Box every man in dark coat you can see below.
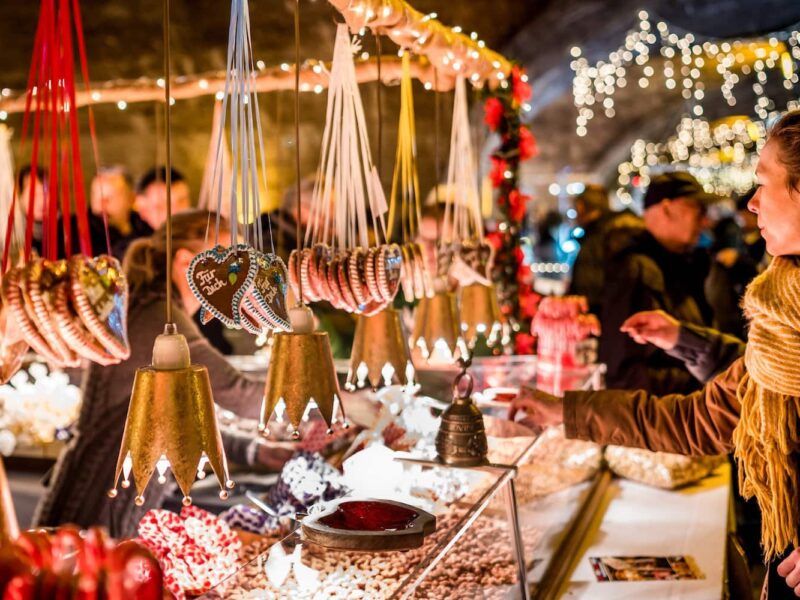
[568,184,643,316]
[599,172,718,395]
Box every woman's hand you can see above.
[620,310,681,350]
[507,386,563,432]
[777,548,800,596]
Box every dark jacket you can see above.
[32,291,265,538]
[598,230,712,395]
[568,210,643,315]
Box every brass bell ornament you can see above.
[347,306,414,391]
[109,325,234,506]
[261,304,346,438]
[435,359,488,467]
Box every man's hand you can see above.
[507,386,563,432]
[620,310,681,350]
[778,548,800,596]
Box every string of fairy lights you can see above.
[569,10,800,206]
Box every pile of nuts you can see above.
[204,509,541,599]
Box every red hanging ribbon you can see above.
[1,2,46,273]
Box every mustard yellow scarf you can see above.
[734,256,800,560]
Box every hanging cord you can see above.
[434,67,441,242]
[294,0,303,304]
[376,34,382,176]
[163,0,173,324]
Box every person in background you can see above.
[598,171,716,395]
[567,184,643,315]
[33,211,291,538]
[87,166,152,259]
[704,212,759,340]
[736,187,769,269]
[134,166,191,230]
[16,165,47,256]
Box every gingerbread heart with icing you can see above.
[68,254,131,360]
[187,244,256,329]
[247,252,290,332]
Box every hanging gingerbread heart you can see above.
[348,248,369,307]
[68,254,131,360]
[2,265,64,363]
[247,252,290,332]
[25,259,80,367]
[187,244,256,329]
[52,279,118,366]
[0,284,29,384]
[377,244,403,303]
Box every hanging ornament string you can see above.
[289,25,400,315]
[187,0,289,335]
[2,0,101,271]
[441,75,493,288]
[164,0,173,325]
[387,50,431,302]
[0,0,131,372]
[376,33,382,176]
[293,0,303,304]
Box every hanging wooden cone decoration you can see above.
[460,282,502,348]
[347,306,414,391]
[410,289,466,366]
[261,304,344,438]
[109,326,233,506]
[110,0,233,507]
[0,456,19,543]
[260,5,345,440]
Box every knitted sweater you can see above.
[32,291,265,538]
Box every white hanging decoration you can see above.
[186,0,291,335]
[441,77,502,348]
[440,76,493,287]
[198,100,233,219]
[287,24,403,315]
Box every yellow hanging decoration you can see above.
[389,51,432,302]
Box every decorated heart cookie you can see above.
[377,244,403,303]
[2,265,63,363]
[0,285,29,384]
[247,252,290,332]
[52,280,118,366]
[187,244,256,329]
[69,254,131,360]
[348,248,368,306]
[26,259,79,367]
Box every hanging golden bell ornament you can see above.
[435,359,488,467]
[347,306,414,391]
[459,283,502,349]
[0,456,19,543]
[410,287,466,366]
[109,325,233,506]
[261,304,346,439]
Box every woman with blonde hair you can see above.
[33,210,288,538]
[510,110,800,598]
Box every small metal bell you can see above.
[435,358,488,467]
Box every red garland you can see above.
[482,65,538,354]
[483,97,504,131]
